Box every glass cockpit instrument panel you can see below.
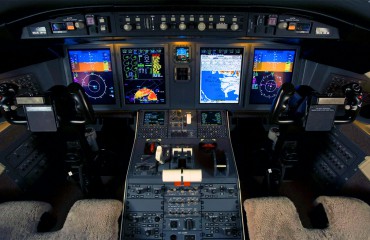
[249,49,296,104]
[200,48,243,104]
[121,47,166,104]
[68,49,116,105]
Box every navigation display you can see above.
[121,48,166,104]
[200,48,243,104]
[249,49,296,104]
[68,49,116,105]
[201,111,222,125]
[143,111,165,125]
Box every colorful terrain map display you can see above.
[200,48,243,104]
[121,48,165,104]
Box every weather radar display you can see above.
[249,49,296,104]
[68,49,116,105]
[121,48,166,104]
[200,48,243,104]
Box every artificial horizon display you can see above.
[249,49,296,104]
[68,49,116,105]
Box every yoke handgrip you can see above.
[67,83,95,124]
[270,82,296,124]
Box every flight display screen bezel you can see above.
[120,47,166,105]
[65,45,120,110]
[199,47,244,104]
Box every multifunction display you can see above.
[200,48,243,104]
[201,111,222,125]
[121,48,166,104]
[68,49,116,105]
[249,49,296,104]
[143,111,165,125]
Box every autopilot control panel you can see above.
[121,110,244,240]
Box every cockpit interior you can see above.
[0,1,369,239]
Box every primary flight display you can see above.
[68,49,116,105]
[249,49,296,104]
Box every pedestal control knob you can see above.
[230,23,239,31]
[198,22,206,31]
[179,22,187,30]
[160,22,168,30]
[123,23,133,31]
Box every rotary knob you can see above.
[123,23,133,31]
[277,22,288,29]
[75,22,85,29]
[230,23,239,31]
[160,22,168,30]
[198,22,206,31]
[179,22,187,30]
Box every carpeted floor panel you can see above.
[31,199,122,240]
[244,196,370,240]
[244,197,325,240]
[0,201,52,239]
[315,196,370,240]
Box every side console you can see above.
[312,126,367,191]
[121,110,244,240]
[0,125,50,191]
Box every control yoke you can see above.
[0,82,95,130]
[67,83,95,125]
[270,82,296,124]
[0,83,27,124]
[270,82,363,130]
